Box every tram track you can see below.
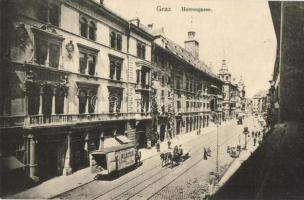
[53,122,236,200]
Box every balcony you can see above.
[0,112,153,128]
[0,113,132,128]
[135,83,151,92]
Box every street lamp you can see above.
[210,85,222,177]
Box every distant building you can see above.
[252,90,268,114]
[218,59,239,120]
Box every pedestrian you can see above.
[156,140,160,152]
[167,140,171,149]
[253,137,257,146]
[204,147,208,160]
[251,131,254,138]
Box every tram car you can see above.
[90,136,141,178]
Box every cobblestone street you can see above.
[53,117,259,200]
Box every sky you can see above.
[105,0,277,98]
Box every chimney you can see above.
[147,24,153,30]
[130,18,140,27]
[184,31,199,58]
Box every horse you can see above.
[160,152,172,167]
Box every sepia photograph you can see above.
[0,0,304,199]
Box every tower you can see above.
[184,31,199,58]
[218,59,231,83]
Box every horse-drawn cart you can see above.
[160,145,189,167]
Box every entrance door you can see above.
[37,140,58,181]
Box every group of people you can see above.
[251,130,263,146]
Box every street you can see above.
[54,117,258,200]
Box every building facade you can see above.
[151,31,224,142]
[252,90,267,115]
[0,0,154,184]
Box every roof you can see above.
[155,36,223,83]
[92,143,134,154]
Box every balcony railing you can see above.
[0,112,152,128]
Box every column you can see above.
[84,132,90,166]
[138,70,141,85]
[45,45,49,67]
[85,93,90,114]
[52,88,56,115]
[64,93,68,114]
[24,89,30,125]
[28,134,39,182]
[63,131,72,175]
[38,87,43,115]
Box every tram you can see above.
[90,136,141,178]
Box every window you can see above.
[161,90,164,98]
[35,37,61,68]
[109,56,123,80]
[78,44,98,76]
[79,53,96,75]
[55,88,65,114]
[89,21,96,40]
[78,90,87,114]
[110,30,122,50]
[176,79,181,90]
[37,0,60,26]
[162,76,165,87]
[137,41,146,59]
[80,16,96,41]
[177,101,181,111]
[80,17,88,38]
[108,88,123,113]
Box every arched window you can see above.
[89,21,96,41]
[80,17,88,38]
[28,83,40,115]
[55,88,65,114]
[42,86,53,115]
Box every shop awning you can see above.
[1,156,25,171]
[104,137,121,148]
[116,135,132,144]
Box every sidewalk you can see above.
[6,123,221,199]
[213,135,260,194]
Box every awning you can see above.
[104,137,121,148]
[1,156,25,171]
[116,135,131,144]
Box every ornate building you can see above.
[0,0,154,187]
[218,59,239,120]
